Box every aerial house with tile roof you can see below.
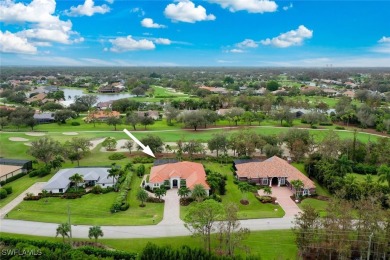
[235,156,316,196]
[146,161,210,195]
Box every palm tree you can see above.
[88,225,104,244]
[56,223,70,243]
[335,155,353,177]
[154,187,166,199]
[191,184,207,202]
[378,164,390,187]
[178,186,191,198]
[108,163,122,191]
[238,182,252,201]
[69,173,84,192]
[124,162,134,172]
[263,186,272,196]
[136,189,149,207]
[290,179,304,200]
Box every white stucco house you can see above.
[43,168,116,193]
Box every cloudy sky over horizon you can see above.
[0,0,389,67]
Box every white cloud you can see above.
[260,25,313,48]
[0,31,37,54]
[141,18,166,28]
[0,0,58,23]
[109,35,155,52]
[228,48,245,53]
[164,1,216,23]
[130,7,145,16]
[0,0,82,47]
[236,39,258,48]
[154,38,171,45]
[207,0,277,13]
[378,36,390,43]
[105,0,114,3]
[65,0,110,17]
[283,3,293,11]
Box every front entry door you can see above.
[173,179,178,188]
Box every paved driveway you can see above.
[158,188,182,226]
[258,186,301,217]
[0,182,46,219]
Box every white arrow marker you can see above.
[123,129,155,158]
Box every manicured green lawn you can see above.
[7,170,164,226]
[181,162,285,220]
[151,85,189,98]
[347,173,383,184]
[0,229,297,259]
[0,173,54,209]
[299,198,329,217]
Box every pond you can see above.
[46,87,136,104]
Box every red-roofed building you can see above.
[235,156,316,196]
[147,161,210,194]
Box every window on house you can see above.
[59,189,63,193]
[280,178,285,185]
[262,178,268,185]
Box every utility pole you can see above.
[68,203,72,245]
[367,232,373,260]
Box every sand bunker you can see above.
[90,138,105,150]
[62,132,79,135]
[25,132,46,136]
[100,139,131,152]
[9,137,29,142]
[24,142,33,146]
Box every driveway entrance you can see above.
[258,186,301,217]
[158,189,182,225]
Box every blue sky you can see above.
[1,0,389,67]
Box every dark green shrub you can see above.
[91,185,103,194]
[71,121,80,126]
[4,186,12,194]
[120,202,129,211]
[132,156,154,164]
[335,126,345,130]
[209,194,222,202]
[256,195,273,203]
[3,172,25,184]
[29,170,39,177]
[108,153,126,160]
[0,188,8,199]
[311,125,318,129]
[319,122,333,126]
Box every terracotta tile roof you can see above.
[235,156,315,189]
[150,161,210,190]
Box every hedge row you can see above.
[110,172,133,213]
[0,236,137,260]
[0,172,26,186]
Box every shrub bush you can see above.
[108,153,126,160]
[71,121,80,126]
[111,173,133,213]
[207,194,222,202]
[335,126,345,130]
[146,197,164,203]
[29,170,39,177]
[0,188,8,199]
[256,195,273,203]
[4,186,12,194]
[311,125,318,129]
[2,172,25,184]
[353,163,377,175]
[319,122,333,126]
[132,156,154,164]
[120,202,130,211]
[91,185,103,194]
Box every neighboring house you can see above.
[84,110,120,122]
[26,93,54,104]
[234,156,316,196]
[0,158,32,182]
[322,88,338,97]
[96,100,114,110]
[135,110,160,120]
[199,86,229,94]
[146,161,210,195]
[43,168,115,193]
[343,90,355,98]
[34,112,56,123]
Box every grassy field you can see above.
[181,162,285,220]
[0,173,54,209]
[7,169,164,226]
[0,229,298,259]
[0,126,383,159]
[151,85,189,98]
